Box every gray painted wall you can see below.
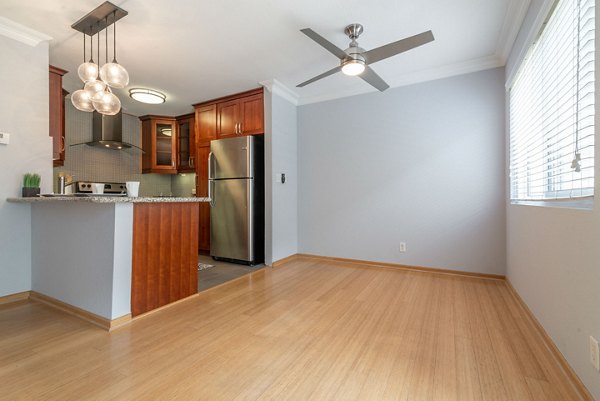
[506,1,600,399]
[31,202,133,319]
[271,90,298,263]
[263,85,299,264]
[298,68,506,275]
[0,35,52,296]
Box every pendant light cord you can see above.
[89,26,94,62]
[82,32,86,62]
[113,11,117,62]
[97,23,100,68]
[105,16,108,65]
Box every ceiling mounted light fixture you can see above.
[341,58,366,76]
[129,88,167,104]
[70,2,129,115]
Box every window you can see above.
[509,0,595,202]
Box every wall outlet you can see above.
[399,242,406,253]
[0,132,10,145]
[590,336,600,371]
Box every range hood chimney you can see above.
[85,111,139,150]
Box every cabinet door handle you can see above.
[239,123,242,134]
[235,122,239,134]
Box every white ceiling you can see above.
[1,0,529,116]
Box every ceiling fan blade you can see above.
[300,28,347,60]
[360,66,390,92]
[363,30,434,64]
[297,66,342,88]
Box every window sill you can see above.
[510,197,594,211]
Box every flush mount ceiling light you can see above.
[70,2,129,115]
[129,88,166,104]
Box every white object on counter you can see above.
[92,183,105,194]
[126,181,140,197]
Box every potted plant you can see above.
[22,173,41,197]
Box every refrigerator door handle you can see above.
[208,152,215,207]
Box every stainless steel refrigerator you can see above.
[208,136,264,265]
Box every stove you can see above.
[75,181,127,194]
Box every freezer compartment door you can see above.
[210,136,253,179]
[210,178,253,262]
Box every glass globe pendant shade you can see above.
[99,62,129,88]
[92,87,121,115]
[77,61,99,83]
[84,79,107,102]
[71,89,94,112]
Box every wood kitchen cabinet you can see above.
[196,145,211,252]
[217,91,264,137]
[49,65,68,167]
[193,87,264,142]
[176,113,196,172]
[140,115,177,174]
[195,104,217,146]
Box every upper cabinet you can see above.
[49,65,68,167]
[176,113,196,172]
[239,93,264,135]
[194,88,264,144]
[140,115,177,174]
[196,104,217,146]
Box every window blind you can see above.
[509,0,595,201]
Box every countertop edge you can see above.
[7,196,210,204]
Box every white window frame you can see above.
[508,0,595,208]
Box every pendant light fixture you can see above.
[71,2,129,115]
[100,11,129,88]
[77,33,98,83]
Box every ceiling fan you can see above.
[297,24,434,92]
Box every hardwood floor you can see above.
[0,259,586,401]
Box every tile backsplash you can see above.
[54,102,195,197]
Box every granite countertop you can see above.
[7,195,210,204]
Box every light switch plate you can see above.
[0,132,10,145]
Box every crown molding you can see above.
[260,79,299,105]
[0,16,51,47]
[297,54,503,106]
[495,0,531,62]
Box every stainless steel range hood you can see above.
[71,111,142,151]
[88,111,137,150]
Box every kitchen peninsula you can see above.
[8,196,208,329]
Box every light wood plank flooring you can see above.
[0,259,584,400]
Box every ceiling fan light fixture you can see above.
[341,58,366,76]
[129,88,166,104]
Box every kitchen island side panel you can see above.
[31,202,117,319]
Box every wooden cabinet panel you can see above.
[132,203,199,316]
[196,104,217,146]
[176,114,195,172]
[240,93,264,135]
[217,99,240,138]
[196,145,211,252]
[194,88,264,144]
[49,66,67,167]
[140,116,177,174]
[198,203,210,252]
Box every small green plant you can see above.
[23,173,41,188]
